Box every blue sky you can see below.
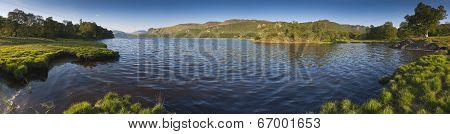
[0,0,448,32]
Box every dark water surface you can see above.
[0,38,430,113]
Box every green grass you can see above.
[320,55,449,114]
[420,36,450,51]
[0,37,119,80]
[417,36,450,47]
[64,92,165,114]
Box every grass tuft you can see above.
[64,92,165,114]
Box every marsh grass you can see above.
[64,92,165,114]
[320,55,449,114]
[0,37,119,80]
[0,96,13,113]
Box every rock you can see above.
[426,43,439,51]
[390,39,413,49]
[379,75,391,85]
[391,39,446,52]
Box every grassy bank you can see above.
[414,36,450,47]
[64,92,165,114]
[0,37,119,80]
[320,55,449,114]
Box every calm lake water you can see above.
[0,38,430,114]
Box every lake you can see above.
[0,38,430,114]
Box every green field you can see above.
[0,37,119,80]
[320,55,450,114]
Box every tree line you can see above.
[366,2,447,40]
[256,20,366,42]
[256,2,447,42]
[0,9,114,40]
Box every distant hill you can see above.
[131,30,148,35]
[112,30,130,38]
[147,19,273,38]
[113,30,151,38]
[143,19,368,40]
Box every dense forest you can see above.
[0,9,114,40]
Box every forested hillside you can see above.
[255,20,367,43]
[141,19,368,41]
[146,19,272,38]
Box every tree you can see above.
[397,22,414,39]
[404,2,447,37]
[381,22,397,40]
[79,22,97,40]
[5,9,25,37]
[366,22,397,40]
[44,17,58,38]
[63,20,75,38]
[0,16,4,36]
[430,23,450,36]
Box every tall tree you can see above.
[404,2,447,37]
[0,16,4,36]
[5,9,26,37]
[366,22,397,40]
[44,17,58,38]
[397,22,414,39]
[63,20,75,38]
[79,22,97,40]
[381,22,397,40]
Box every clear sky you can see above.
[0,0,448,33]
